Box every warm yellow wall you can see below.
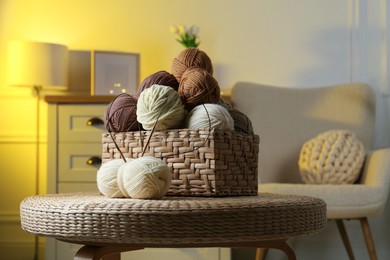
[1,0,354,90]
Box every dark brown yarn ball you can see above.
[218,97,254,134]
[218,97,253,134]
[229,108,254,134]
[171,48,213,82]
[178,67,220,110]
[135,70,179,99]
[104,93,139,132]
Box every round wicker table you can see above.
[20,192,326,260]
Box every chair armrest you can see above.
[361,148,390,193]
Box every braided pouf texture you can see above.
[299,129,365,184]
[20,192,326,247]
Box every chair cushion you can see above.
[298,130,365,184]
[259,183,383,219]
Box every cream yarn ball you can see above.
[117,156,172,199]
[185,103,235,130]
[97,159,130,198]
[137,84,185,130]
[299,130,365,184]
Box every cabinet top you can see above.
[45,95,115,104]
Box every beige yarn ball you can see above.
[299,130,365,184]
[137,84,185,130]
[185,103,235,130]
[97,159,130,198]
[117,156,172,199]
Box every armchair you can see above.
[230,82,390,260]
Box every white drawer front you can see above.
[58,183,99,193]
[58,104,107,142]
[58,143,102,182]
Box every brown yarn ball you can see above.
[178,67,220,110]
[171,48,213,82]
[135,70,179,99]
[104,93,139,132]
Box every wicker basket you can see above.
[102,128,260,196]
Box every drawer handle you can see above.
[86,156,102,166]
[86,117,104,126]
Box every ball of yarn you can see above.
[137,84,185,130]
[218,98,254,134]
[299,130,365,184]
[117,156,172,199]
[97,159,129,198]
[135,70,179,99]
[185,103,235,130]
[179,67,220,110]
[104,93,139,132]
[172,48,213,82]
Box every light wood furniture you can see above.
[20,192,327,260]
[46,95,114,195]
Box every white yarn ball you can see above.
[137,84,185,130]
[185,103,235,130]
[97,159,131,198]
[117,156,172,199]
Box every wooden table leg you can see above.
[74,245,144,260]
[255,248,268,260]
[276,241,296,260]
[255,241,296,260]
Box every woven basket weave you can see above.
[20,192,327,246]
[102,128,260,196]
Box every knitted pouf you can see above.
[298,130,365,184]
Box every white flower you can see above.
[169,24,200,48]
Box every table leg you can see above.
[74,245,144,260]
[255,248,268,260]
[255,241,296,260]
[276,241,296,260]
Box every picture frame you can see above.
[91,51,140,96]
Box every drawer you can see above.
[58,143,102,182]
[58,183,99,193]
[58,104,107,142]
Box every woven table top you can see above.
[20,192,326,247]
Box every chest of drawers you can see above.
[46,97,111,194]
[45,97,109,260]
